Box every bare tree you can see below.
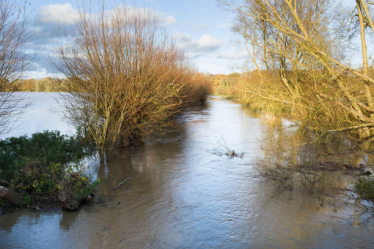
[220,0,374,139]
[55,3,195,161]
[0,0,31,135]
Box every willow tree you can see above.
[0,0,30,135]
[220,0,374,139]
[55,4,194,161]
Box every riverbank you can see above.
[213,91,374,202]
[0,131,99,212]
[0,87,214,214]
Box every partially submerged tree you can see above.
[0,0,30,135]
[220,0,374,139]
[55,3,195,161]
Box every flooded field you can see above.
[0,94,373,248]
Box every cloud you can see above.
[28,4,178,76]
[164,15,177,26]
[173,33,192,43]
[193,24,207,30]
[38,4,79,25]
[30,4,80,46]
[36,4,175,27]
[173,33,222,56]
[216,49,250,60]
[199,35,221,50]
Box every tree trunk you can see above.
[356,0,373,109]
[0,186,24,206]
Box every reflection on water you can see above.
[257,113,374,194]
[0,92,73,139]
[261,114,374,168]
[1,95,374,248]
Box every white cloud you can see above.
[173,33,192,42]
[173,33,222,56]
[164,15,177,26]
[38,4,79,25]
[37,4,174,26]
[198,35,221,49]
[31,4,178,76]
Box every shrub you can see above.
[55,3,210,161]
[354,177,374,200]
[0,131,97,204]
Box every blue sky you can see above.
[22,0,249,79]
[20,0,369,78]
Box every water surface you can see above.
[0,95,373,249]
[0,92,73,139]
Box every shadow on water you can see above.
[1,96,374,248]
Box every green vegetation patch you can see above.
[355,177,374,201]
[0,131,99,208]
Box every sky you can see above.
[20,0,250,79]
[17,0,370,79]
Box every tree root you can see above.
[0,186,24,206]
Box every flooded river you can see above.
[1,94,374,248]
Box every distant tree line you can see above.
[10,78,69,92]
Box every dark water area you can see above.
[1,95,374,248]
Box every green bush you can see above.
[354,177,374,200]
[0,131,97,202]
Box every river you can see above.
[0,93,373,248]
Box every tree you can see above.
[0,0,30,135]
[55,3,194,161]
[220,0,374,139]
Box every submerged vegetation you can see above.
[215,0,374,200]
[0,1,212,211]
[2,0,374,216]
[218,0,374,138]
[251,118,374,203]
[54,3,212,161]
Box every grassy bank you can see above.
[214,74,374,202]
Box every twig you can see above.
[113,177,131,191]
[353,201,369,217]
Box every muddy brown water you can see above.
[1,95,374,248]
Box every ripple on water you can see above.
[1,95,374,248]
